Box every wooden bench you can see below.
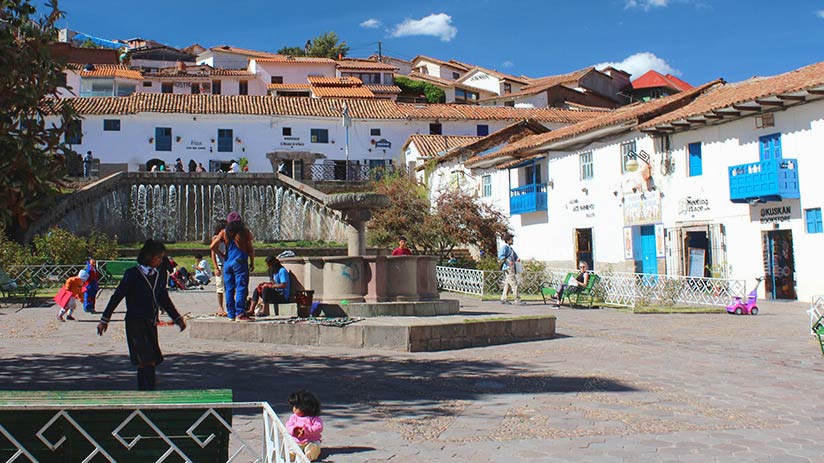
[101,260,138,288]
[540,272,574,304]
[0,389,232,462]
[0,267,39,308]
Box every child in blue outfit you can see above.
[97,240,186,390]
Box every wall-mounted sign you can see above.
[623,227,633,259]
[375,139,392,148]
[281,136,304,147]
[624,192,661,226]
[655,223,665,258]
[677,196,711,216]
[186,140,206,151]
[749,199,801,225]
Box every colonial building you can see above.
[50,94,599,176]
[437,60,824,301]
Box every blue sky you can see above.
[59,0,824,85]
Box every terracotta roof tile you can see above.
[143,65,253,79]
[365,84,402,94]
[51,94,604,123]
[639,61,824,130]
[632,70,693,91]
[312,86,375,98]
[253,56,336,64]
[76,65,143,80]
[308,76,363,86]
[480,68,593,101]
[209,46,281,59]
[412,55,470,71]
[267,83,312,90]
[404,135,483,158]
[458,66,530,86]
[480,79,723,163]
[336,58,398,71]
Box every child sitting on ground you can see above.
[193,253,211,286]
[55,270,89,321]
[286,389,323,462]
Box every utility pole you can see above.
[377,41,382,62]
[341,103,351,180]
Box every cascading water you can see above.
[119,179,345,243]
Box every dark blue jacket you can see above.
[100,266,182,324]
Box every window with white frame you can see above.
[580,151,593,180]
[482,175,492,197]
[620,141,637,173]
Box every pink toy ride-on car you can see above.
[726,277,763,315]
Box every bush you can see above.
[394,76,446,103]
[477,255,502,272]
[26,227,119,265]
[522,258,547,273]
[0,228,31,266]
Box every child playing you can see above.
[55,269,89,321]
[286,389,323,462]
[83,258,101,313]
[97,240,187,391]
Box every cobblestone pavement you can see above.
[1,281,823,462]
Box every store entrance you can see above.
[575,228,593,270]
[763,230,796,300]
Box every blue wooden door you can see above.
[759,133,782,161]
[640,225,658,274]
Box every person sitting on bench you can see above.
[554,261,589,307]
[251,256,291,316]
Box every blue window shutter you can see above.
[477,124,489,136]
[688,143,702,177]
[218,129,233,152]
[759,133,781,161]
[155,127,171,151]
[806,208,822,234]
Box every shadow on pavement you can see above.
[0,352,639,420]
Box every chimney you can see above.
[176,61,186,71]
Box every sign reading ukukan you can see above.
[749,199,801,225]
[623,192,662,226]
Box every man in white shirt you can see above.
[229,160,240,173]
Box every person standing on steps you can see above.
[498,234,523,305]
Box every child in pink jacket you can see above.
[286,389,323,461]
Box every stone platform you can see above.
[273,300,460,318]
[188,313,556,352]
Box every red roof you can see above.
[632,70,692,92]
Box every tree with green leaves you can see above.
[1,0,78,242]
[394,76,446,104]
[277,32,350,59]
[367,172,509,262]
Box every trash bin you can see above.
[295,290,314,318]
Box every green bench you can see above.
[540,273,600,308]
[0,266,39,308]
[0,389,232,462]
[101,260,138,288]
[814,314,824,355]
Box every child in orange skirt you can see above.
[55,270,89,321]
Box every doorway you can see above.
[762,230,796,300]
[636,225,658,274]
[684,231,710,277]
[209,160,233,173]
[575,228,593,270]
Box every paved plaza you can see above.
[1,282,823,462]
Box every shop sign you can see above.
[568,199,595,218]
[375,139,392,148]
[186,140,206,151]
[623,192,661,226]
[281,136,304,147]
[750,200,800,224]
[677,196,711,216]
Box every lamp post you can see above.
[341,102,351,180]
[625,150,650,172]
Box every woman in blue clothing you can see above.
[210,212,255,321]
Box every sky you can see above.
[58,0,824,86]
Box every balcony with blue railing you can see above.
[728,159,800,203]
[509,183,548,215]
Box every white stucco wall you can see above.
[461,70,502,95]
[252,61,336,85]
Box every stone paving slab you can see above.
[1,279,823,462]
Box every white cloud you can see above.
[390,13,458,42]
[816,10,824,18]
[625,0,669,10]
[502,60,514,68]
[360,18,381,28]
[595,52,679,78]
